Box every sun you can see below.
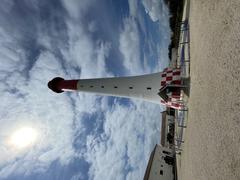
[10,127,38,148]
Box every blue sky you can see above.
[0,0,170,179]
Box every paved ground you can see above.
[179,0,240,180]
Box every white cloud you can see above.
[62,22,112,79]
[128,0,138,17]
[3,42,73,179]
[119,18,143,75]
[85,100,162,180]
[61,0,96,19]
[0,2,111,177]
[141,0,169,25]
[126,0,170,74]
[88,21,97,33]
[71,172,84,180]
[0,0,169,179]
[126,0,167,24]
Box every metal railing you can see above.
[174,18,190,154]
[177,19,190,78]
[174,107,188,154]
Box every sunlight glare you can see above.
[10,127,38,148]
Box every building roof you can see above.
[143,144,158,180]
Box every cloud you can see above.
[0,0,170,179]
[0,0,110,178]
[126,0,170,74]
[0,52,76,177]
[119,18,143,75]
[128,0,138,17]
[85,100,163,180]
[141,0,169,24]
[61,0,96,19]
[71,173,84,180]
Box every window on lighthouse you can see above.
[147,87,152,90]
[160,170,163,175]
[114,86,118,88]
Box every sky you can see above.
[0,0,170,180]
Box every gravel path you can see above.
[180,1,240,180]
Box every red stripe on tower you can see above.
[173,71,181,76]
[161,81,166,86]
[166,76,172,81]
[172,80,181,85]
[58,80,78,91]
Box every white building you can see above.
[143,109,176,180]
[143,144,175,180]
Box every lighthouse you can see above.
[48,67,184,109]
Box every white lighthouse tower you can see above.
[48,67,184,109]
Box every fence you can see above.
[174,18,190,154]
[177,19,190,78]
